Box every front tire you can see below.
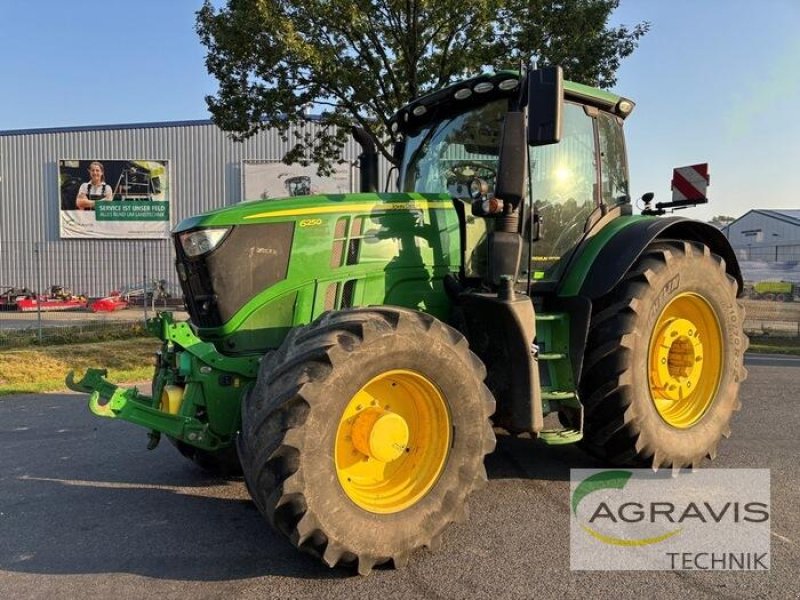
[579,241,747,468]
[238,307,495,574]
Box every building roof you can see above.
[0,114,325,137]
[727,209,800,229]
[752,209,800,227]
[768,209,800,224]
[0,119,216,137]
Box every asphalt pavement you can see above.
[0,363,798,599]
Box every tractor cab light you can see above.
[616,98,635,117]
[498,78,519,91]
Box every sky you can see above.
[1,0,798,221]
[609,0,800,220]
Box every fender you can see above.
[558,215,743,300]
[550,215,743,384]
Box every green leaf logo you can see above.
[572,470,681,546]
[572,470,632,515]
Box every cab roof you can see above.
[390,71,631,137]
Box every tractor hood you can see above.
[173,192,455,232]
[172,192,461,333]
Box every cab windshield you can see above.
[399,99,507,198]
[399,97,606,283]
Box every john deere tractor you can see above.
[68,67,747,574]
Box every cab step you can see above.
[539,428,583,445]
[541,390,577,402]
[538,352,567,361]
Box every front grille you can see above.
[341,279,356,308]
[175,222,295,327]
[346,239,361,265]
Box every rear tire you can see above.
[579,241,747,468]
[238,307,495,574]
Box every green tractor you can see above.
[68,67,747,574]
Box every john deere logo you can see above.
[572,470,682,546]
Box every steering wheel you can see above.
[446,162,498,200]
[447,161,497,182]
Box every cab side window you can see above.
[527,102,598,281]
[598,111,630,206]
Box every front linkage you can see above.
[66,312,260,452]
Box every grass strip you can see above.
[0,337,159,397]
[0,320,149,349]
[746,335,800,356]
[1,333,797,398]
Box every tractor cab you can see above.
[387,67,741,441]
[391,68,634,291]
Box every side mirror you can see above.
[527,66,563,147]
[494,111,527,209]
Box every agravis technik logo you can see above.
[570,469,770,571]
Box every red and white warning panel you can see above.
[672,163,709,202]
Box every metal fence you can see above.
[738,254,800,338]
[0,240,184,348]
[0,239,178,298]
[737,243,800,263]
[742,299,800,337]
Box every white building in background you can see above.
[722,209,800,263]
[721,209,800,284]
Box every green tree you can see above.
[197,0,649,175]
[709,215,736,227]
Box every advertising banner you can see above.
[242,160,352,202]
[59,159,170,239]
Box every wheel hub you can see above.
[651,317,704,401]
[647,293,723,429]
[334,369,451,514]
[351,408,410,463]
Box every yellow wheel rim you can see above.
[648,292,723,429]
[335,369,451,514]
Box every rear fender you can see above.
[552,216,743,383]
[559,216,743,300]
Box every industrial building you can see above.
[0,119,377,298]
[721,209,800,287]
[723,209,800,263]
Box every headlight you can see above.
[179,227,231,257]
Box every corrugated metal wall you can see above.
[724,210,800,263]
[726,211,800,246]
[0,120,390,297]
